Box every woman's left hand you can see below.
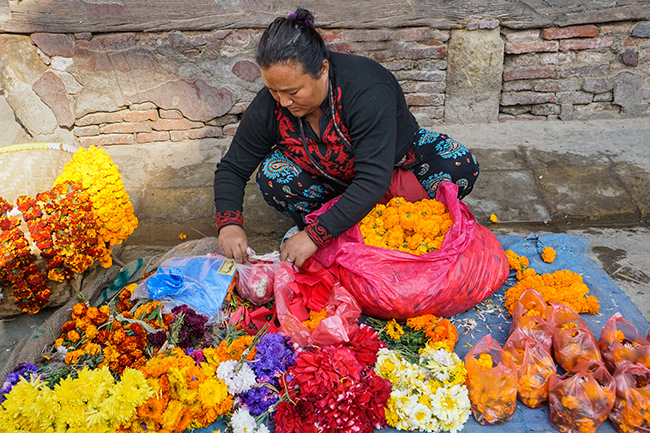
[280,230,318,268]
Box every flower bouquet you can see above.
[548,359,615,433]
[370,314,470,433]
[550,302,602,371]
[609,362,650,433]
[599,312,650,373]
[465,334,518,425]
[503,327,557,409]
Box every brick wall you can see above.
[501,22,650,120]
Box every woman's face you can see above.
[261,59,329,119]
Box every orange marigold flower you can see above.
[541,247,556,263]
[505,249,529,272]
[71,302,87,318]
[302,308,327,331]
[67,329,82,343]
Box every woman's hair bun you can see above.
[288,8,315,26]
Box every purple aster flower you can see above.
[0,363,39,403]
[241,385,279,416]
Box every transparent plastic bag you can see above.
[599,312,650,373]
[465,334,518,425]
[235,250,280,306]
[509,288,553,348]
[133,255,237,318]
[548,360,615,433]
[609,362,650,433]
[309,182,509,320]
[550,302,602,372]
[503,327,557,409]
[273,261,361,347]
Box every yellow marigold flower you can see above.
[489,213,498,223]
[359,196,452,255]
[541,247,556,263]
[386,319,405,340]
[475,353,494,371]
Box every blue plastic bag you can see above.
[141,255,237,318]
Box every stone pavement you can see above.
[2,89,650,371]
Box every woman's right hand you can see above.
[217,225,249,263]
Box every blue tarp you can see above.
[192,233,650,433]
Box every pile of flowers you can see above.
[0,145,137,314]
[503,250,600,315]
[358,196,453,254]
[2,216,648,433]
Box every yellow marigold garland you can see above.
[55,146,138,253]
[359,196,452,255]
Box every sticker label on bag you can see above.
[217,258,237,275]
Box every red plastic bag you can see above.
[599,312,650,373]
[509,288,554,348]
[550,302,602,372]
[273,261,361,347]
[548,360,615,433]
[503,327,557,409]
[309,182,509,320]
[609,362,650,433]
[235,250,280,306]
[465,334,519,425]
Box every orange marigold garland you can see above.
[358,196,453,255]
[503,250,599,316]
[0,197,51,314]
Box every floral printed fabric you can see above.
[256,128,479,246]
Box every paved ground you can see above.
[1,89,650,373]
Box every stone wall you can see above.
[0,20,649,246]
[501,22,650,120]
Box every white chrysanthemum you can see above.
[230,407,257,433]
[431,383,471,433]
[216,360,257,395]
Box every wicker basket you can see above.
[0,143,81,318]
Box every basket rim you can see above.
[0,142,78,155]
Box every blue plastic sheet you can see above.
[190,233,650,433]
[143,255,237,318]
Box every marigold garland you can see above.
[0,146,137,313]
[504,267,600,315]
[359,196,453,255]
[55,145,138,251]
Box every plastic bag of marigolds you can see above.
[599,312,650,373]
[307,182,509,320]
[609,362,650,432]
[550,302,603,371]
[503,326,557,409]
[465,334,519,425]
[548,359,615,433]
[509,288,554,348]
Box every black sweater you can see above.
[214,51,419,246]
